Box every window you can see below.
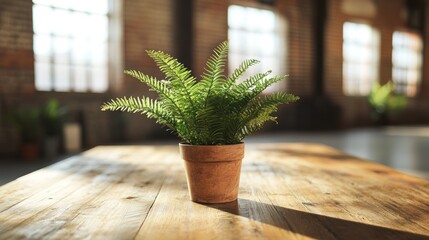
[228,5,287,93]
[392,31,423,97]
[343,22,380,96]
[33,0,109,92]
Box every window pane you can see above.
[259,10,275,32]
[89,15,108,41]
[228,5,246,29]
[246,32,260,55]
[72,66,88,92]
[71,38,90,66]
[52,9,73,37]
[90,42,107,67]
[53,37,70,64]
[246,8,260,31]
[53,64,70,91]
[69,12,89,38]
[90,68,108,92]
[33,5,53,34]
[35,62,51,91]
[260,33,275,56]
[34,35,51,62]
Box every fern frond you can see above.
[146,50,197,109]
[233,70,273,95]
[254,75,289,95]
[198,41,229,107]
[232,92,298,140]
[226,59,260,88]
[124,70,170,94]
[238,124,264,141]
[235,75,288,110]
[101,96,177,132]
[125,69,190,121]
[242,92,299,125]
[194,105,225,145]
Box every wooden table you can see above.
[0,144,428,240]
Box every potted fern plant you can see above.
[102,41,299,203]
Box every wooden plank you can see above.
[0,143,428,240]
[0,146,176,239]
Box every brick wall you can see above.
[280,0,316,96]
[0,0,34,154]
[0,0,34,97]
[193,0,228,77]
[120,0,176,142]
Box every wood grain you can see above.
[0,143,428,240]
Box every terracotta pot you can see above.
[20,142,39,161]
[179,143,244,203]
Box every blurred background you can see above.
[0,0,428,184]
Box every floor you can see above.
[246,127,429,179]
[0,126,428,186]
[0,154,73,186]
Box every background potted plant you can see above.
[368,81,407,125]
[12,107,41,160]
[40,99,66,158]
[102,41,299,203]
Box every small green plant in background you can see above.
[10,99,66,142]
[40,99,67,136]
[12,107,40,143]
[101,41,299,145]
[368,81,407,113]
[368,81,407,124]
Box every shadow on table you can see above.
[204,198,429,240]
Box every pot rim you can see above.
[179,142,244,162]
[179,142,244,147]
